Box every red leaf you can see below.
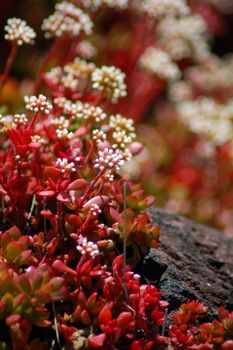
[88,334,106,348]
[68,179,88,191]
[97,306,112,325]
[44,166,61,182]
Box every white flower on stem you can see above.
[76,235,100,258]
[92,65,127,103]
[14,114,28,126]
[56,128,73,140]
[4,18,36,46]
[94,147,125,171]
[24,94,52,114]
[139,47,181,81]
[89,204,102,217]
[56,158,76,174]
[138,0,190,19]
[93,129,107,143]
[42,2,93,38]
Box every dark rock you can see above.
[136,208,233,318]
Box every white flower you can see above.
[94,148,125,171]
[76,235,100,258]
[137,0,190,19]
[14,114,28,126]
[93,129,107,143]
[139,47,181,81]
[24,94,52,114]
[42,2,93,38]
[92,65,127,103]
[56,158,76,173]
[56,128,73,140]
[89,204,101,217]
[4,18,36,46]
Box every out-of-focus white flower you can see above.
[56,158,76,173]
[136,0,190,19]
[24,95,52,114]
[4,18,36,46]
[42,1,93,38]
[139,47,181,81]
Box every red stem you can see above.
[34,37,64,94]
[0,43,18,91]
[81,168,106,206]
[29,111,39,130]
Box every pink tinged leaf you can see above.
[88,334,106,348]
[52,260,77,276]
[83,196,109,208]
[57,192,70,203]
[68,179,88,191]
[109,208,122,222]
[38,190,56,197]
[6,314,21,326]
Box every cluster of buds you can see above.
[42,1,93,38]
[94,148,125,172]
[25,94,52,114]
[158,15,209,62]
[89,204,102,217]
[4,18,36,46]
[81,0,129,11]
[139,47,181,81]
[93,129,107,144]
[56,158,76,174]
[14,114,28,126]
[91,65,127,103]
[76,235,100,258]
[177,97,233,145]
[137,0,190,19]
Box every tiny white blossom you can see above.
[14,114,28,126]
[94,148,125,171]
[56,158,76,174]
[76,235,100,258]
[89,204,102,217]
[24,94,52,114]
[92,65,127,103]
[42,2,93,38]
[4,18,36,46]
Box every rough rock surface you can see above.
[136,208,233,318]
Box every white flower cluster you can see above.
[138,0,190,19]
[76,40,97,59]
[4,18,36,46]
[25,94,52,114]
[54,97,107,122]
[92,65,127,103]
[139,47,181,81]
[93,129,107,143]
[109,114,135,134]
[186,55,233,92]
[14,114,28,126]
[56,128,73,140]
[89,204,102,217]
[94,148,125,172]
[31,135,44,144]
[168,80,193,102]
[62,58,96,91]
[46,67,63,85]
[177,98,233,145]
[82,0,129,10]
[52,116,69,129]
[42,2,93,38]
[76,235,100,258]
[158,15,210,61]
[56,158,76,174]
